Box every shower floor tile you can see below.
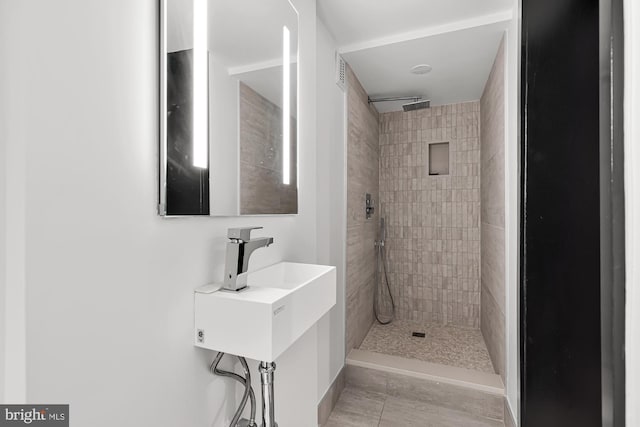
[359,319,495,373]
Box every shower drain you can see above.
[412,331,426,338]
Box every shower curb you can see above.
[346,349,504,421]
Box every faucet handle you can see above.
[227,226,263,241]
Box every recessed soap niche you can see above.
[428,141,450,176]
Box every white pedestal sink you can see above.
[194,262,336,361]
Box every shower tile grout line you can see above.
[376,394,388,427]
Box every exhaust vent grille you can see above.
[335,53,346,91]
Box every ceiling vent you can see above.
[335,53,346,91]
[410,64,432,75]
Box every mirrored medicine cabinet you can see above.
[159,0,299,216]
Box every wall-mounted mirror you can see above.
[160,0,299,216]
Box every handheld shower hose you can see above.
[374,217,395,324]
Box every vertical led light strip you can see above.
[192,0,208,168]
[282,25,291,185]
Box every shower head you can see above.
[402,99,431,112]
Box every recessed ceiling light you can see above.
[410,64,432,75]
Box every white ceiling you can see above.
[233,64,298,117]
[317,0,512,49]
[211,0,298,115]
[210,0,298,69]
[166,0,298,68]
[318,0,513,112]
[343,21,508,113]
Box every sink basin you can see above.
[194,262,336,361]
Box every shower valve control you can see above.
[365,193,375,219]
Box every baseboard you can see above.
[317,367,345,426]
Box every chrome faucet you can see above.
[223,227,274,291]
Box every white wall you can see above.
[0,0,325,425]
[0,9,6,400]
[209,55,240,215]
[0,141,4,404]
[166,0,193,53]
[315,18,346,401]
[0,0,27,402]
[504,2,520,422]
[625,0,640,424]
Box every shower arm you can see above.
[368,96,422,104]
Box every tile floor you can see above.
[359,319,495,373]
[324,387,504,427]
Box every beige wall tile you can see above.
[345,365,388,395]
[378,100,481,327]
[481,147,505,228]
[481,288,505,378]
[481,223,505,314]
[238,82,298,214]
[480,35,506,383]
[346,65,379,352]
[480,40,506,167]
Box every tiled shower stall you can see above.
[344,37,506,383]
[379,101,481,328]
